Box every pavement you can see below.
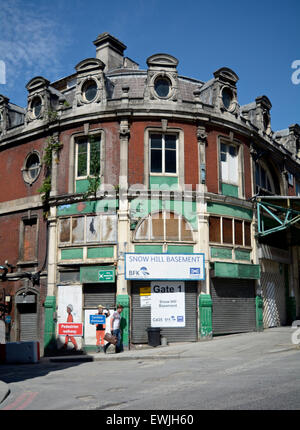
[1,327,299,405]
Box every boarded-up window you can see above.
[209,217,221,243]
[86,216,100,242]
[23,219,37,261]
[59,214,117,245]
[59,219,71,243]
[234,220,243,245]
[165,212,179,241]
[135,211,193,242]
[151,212,164,240]
[244,222,251,247]
[181,218,193,241]
[223,218,233,244]
[100,215,117,242]
[72,217,84,243]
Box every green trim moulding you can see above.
[57,199,119,216]
[214,261,260,279]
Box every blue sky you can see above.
[0,0,299,131]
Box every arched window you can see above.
[135,211,193,242]
[255,161,278,195]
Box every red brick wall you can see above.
[0,138,46,202]
[128,121,199,188]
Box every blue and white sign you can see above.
[125,253,205,281]
[90,314,106,325]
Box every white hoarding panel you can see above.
[150,281,185,328]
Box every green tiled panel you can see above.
[214,262,260,279]
[235,249,251,261]
[75,179,90,193]
[221,183,239,198]
[211,247,232,259]
[61,248,83,260]
[135,245,163,254]
[167,245,193,254]
[87,246,114,259]
[150,176,179,188]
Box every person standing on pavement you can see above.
[95,305,110,353]
[104,304,123,354]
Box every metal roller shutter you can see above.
[260,260,287,328]
[131,281,198,343]
[211,278,256,335]
[84,283,116,308]
[20,313,38,341]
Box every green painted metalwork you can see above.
[257,200,300,237]
[256,296,264,331]
[117,295,130,349]
[199,294,213,339]
[44,296,56,353]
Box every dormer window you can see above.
[222,87,233,110]
[31,96,42,118]
[154,77,171,98]
[82,79,97,102]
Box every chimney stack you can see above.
[93,32,126,72]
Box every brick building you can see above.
[0,33,299,355]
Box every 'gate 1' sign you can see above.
[125,253,205,281]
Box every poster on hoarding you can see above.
[57,285,83,349]
[150,281,185,328]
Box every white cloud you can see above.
[0,0,70,90]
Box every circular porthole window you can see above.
[22,152,41,185]
[221,87,234,110]
[154,77,171,98]
[82,79,98,102]
[31,96,42,118]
